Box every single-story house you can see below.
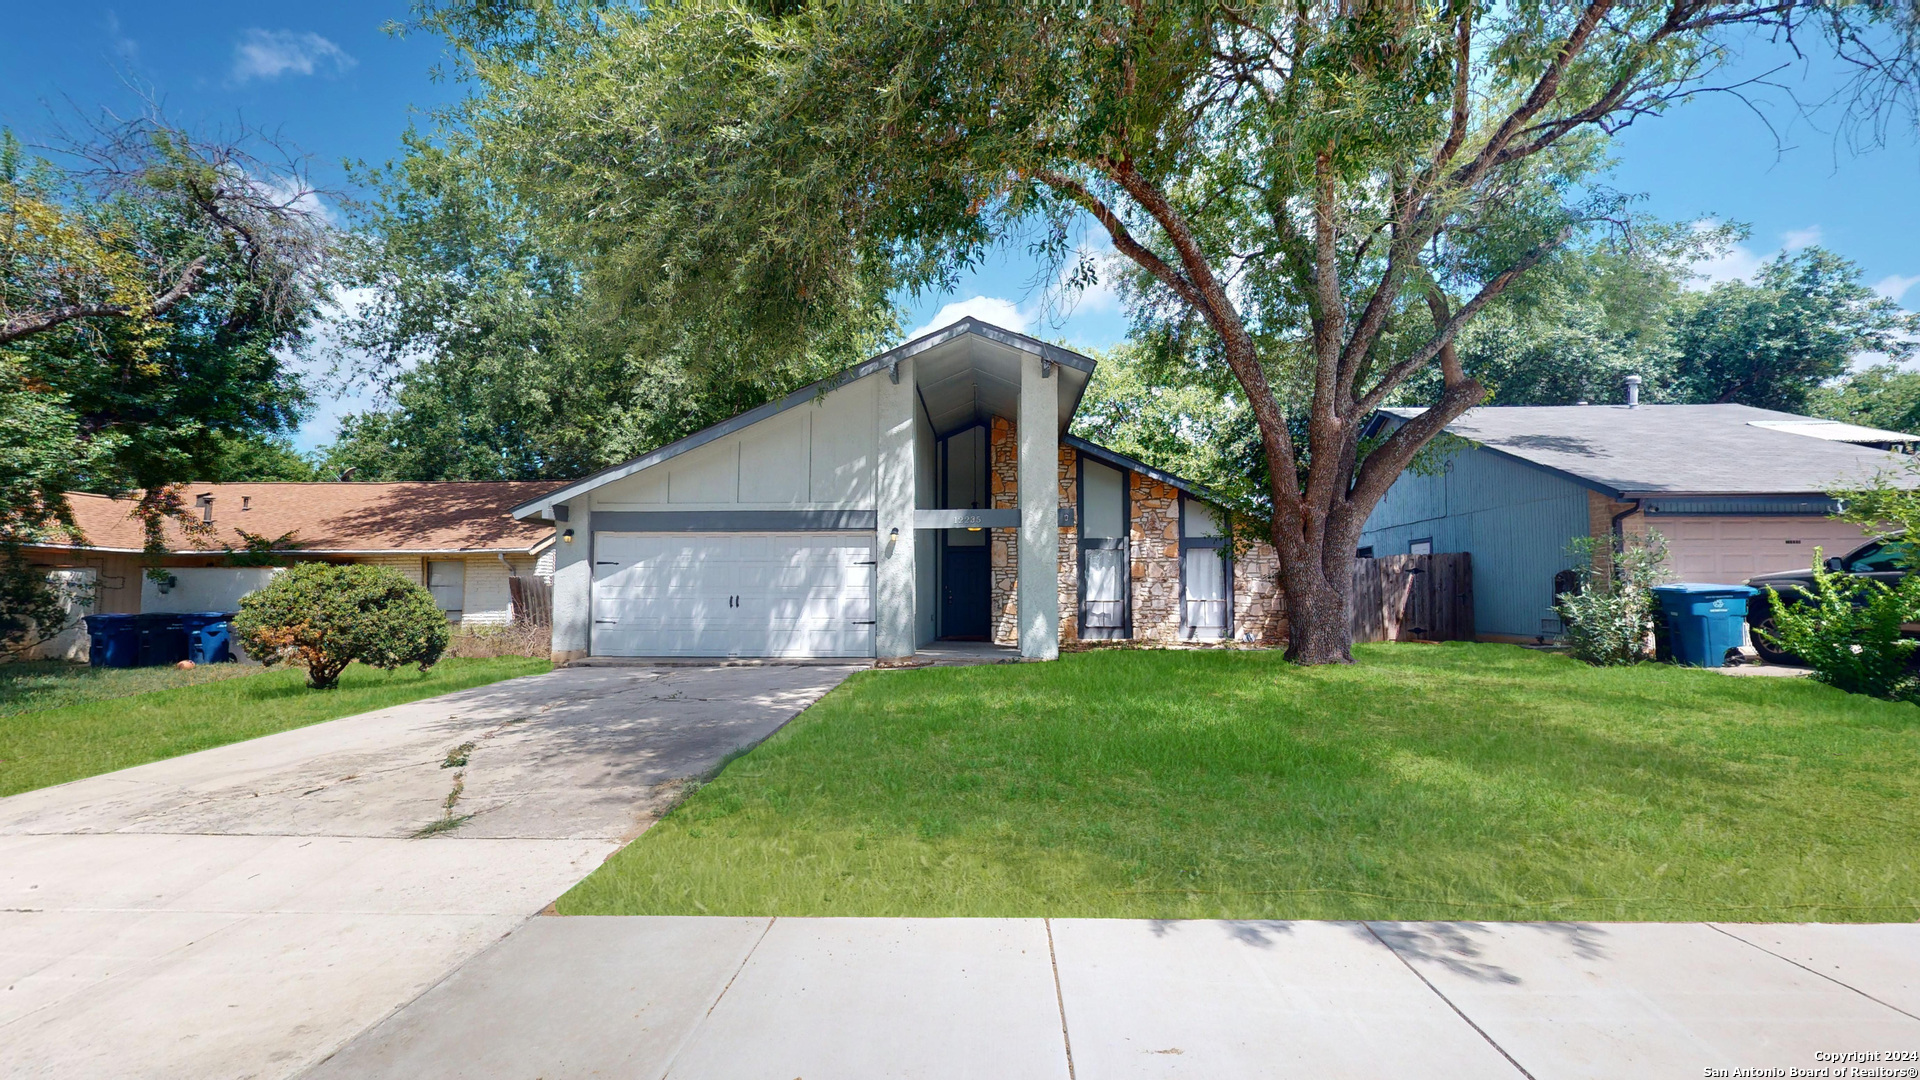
[23,482,558,660]
[1357,403,1920,642]
[511,318,1285,663]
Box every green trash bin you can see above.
[1652,583,1758,668]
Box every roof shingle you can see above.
[51,483,559,554]
[1381,403,1920,497]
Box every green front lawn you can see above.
[0,660,260,716]
[0,657,549,797]
[558,643,1920,922]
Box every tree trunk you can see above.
[1281,558,1354,665]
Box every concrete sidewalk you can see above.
[308,916,1920,1079]
[0,664,857,1080]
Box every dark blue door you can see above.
[941,544,991,640]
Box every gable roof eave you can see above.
[1063,434,1232,506]
[513,317,1100,520]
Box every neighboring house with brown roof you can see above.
[23,483,559,660]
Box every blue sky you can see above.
[3,5,1915,449]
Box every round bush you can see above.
[234,563,451,689]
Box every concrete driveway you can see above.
[0,663,858,1080]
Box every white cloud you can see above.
[231,29,356,83]
[103,12,138,60]
[907,296,1030,340]
[252,173,335,226]
[1782,225,1824,251]
[285,287,409,452]
[1689,243,1766,289]
[1874,273,1920,304]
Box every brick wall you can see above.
[1586,488,1648,580]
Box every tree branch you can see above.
[0,256,208,345]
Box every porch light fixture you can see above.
[562,529,575,544]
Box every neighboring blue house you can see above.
[1358,403,1919,642]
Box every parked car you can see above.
[1743,536,1912,664]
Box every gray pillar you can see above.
[549,503,591,664]
[874,359,917,660]
[1017,352,1060,660]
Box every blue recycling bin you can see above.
[180,612,237,664]
[134,612,188,667]
[84,613,138,668]
[1652,583,1758,668]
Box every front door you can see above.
[940,542,990,639]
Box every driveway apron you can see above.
[0,663,857,1080]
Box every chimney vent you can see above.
[242,496,252,511]
[1623,374,1642,409]
[195,493,215,524]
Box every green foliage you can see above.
[1813,364,1920,437]
[1408,239,1917,412]
[1670,249,1918,413]
[233,563,451,689]
[321,118,891,481]
[200,433,325,482]
[220,530,305,568]
[1762,552,1920,703]
[1833,461,1920,540]
[1072,339,1270,518]
[1556,532,1670,666]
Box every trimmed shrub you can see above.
[1760,550,1920,703]
[234,563,450,689]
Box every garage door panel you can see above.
[1656,516,1869,581]
[591,531,875,658]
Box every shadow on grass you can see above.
[559,643,1920,922]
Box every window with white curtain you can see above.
[1181,496,1230,640]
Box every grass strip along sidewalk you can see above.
[0,657,548,797]
[559,643,1920,923]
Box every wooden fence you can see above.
[509,575,553,626]
[1350,553,1474,643]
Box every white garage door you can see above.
[1656,516,1872,582]
[591,532,875,658]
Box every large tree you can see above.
[1670,247,1917,413]
[0,120,328,650]
[431,0,1917,662]
[322,125,896,481]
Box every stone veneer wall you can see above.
[986,414,1287,649]
[1128,476,1183,642]
[987,417,1078,645]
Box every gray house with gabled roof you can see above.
[1358,403,1919,641]
[512,319,1287,663]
